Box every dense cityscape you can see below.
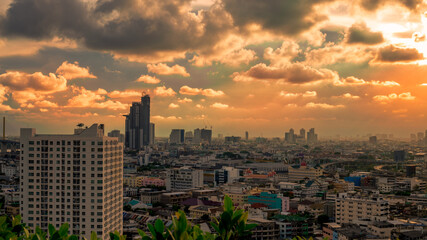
[0,94,427,239]
[2,0,427,239]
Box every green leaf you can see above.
[58,223,69,237]
[223,195,233,212]
[154,219,164,234]
[48,224,56,236]
[147,223,156,238]
[90,231,98,240]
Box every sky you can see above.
[1,0,427,138]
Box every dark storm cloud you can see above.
[222,0,334,35]
[0,0,233,55]
[375,45,424,62]
[360,0,422,11]
[346,23,384,45]
[0,0,92,39]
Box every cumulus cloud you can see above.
[210,102,229,109]
[154,86,176,97]
[0,71,67,92]
[152,115,182,120]
[304,43,374,66]
[177,98,192,103]
[334,93,360,99]
[135,75,161,84]
[168,103,179,108]
[179,86,225,97]
[374,45,424,63]
[305,102,345,109]
[147,63,190,77]
[373,92,416,102]
[334,76,400,87]
[346,22,384,45]
[67,87,128,110]
[232,63,338,84]
[56,61,96,80]
[264,40,300,66]
[279,91,317,97]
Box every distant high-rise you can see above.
[299,128,306,139]
[124,94,150,149]
[285,128,296,144]
[108,130,125,143]
[369,136,377,145]
[149,123,155,145]
[417,132,424,141]
[193,128,212,144]
[245,131,249,141]
[169,129,185,144]
[307,128,318,144]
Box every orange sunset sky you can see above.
[1,0,427,137]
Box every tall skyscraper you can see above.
[20,124,123,239]
[245,131,249,140]
[307,128,318,144]
[124,94,150,149]
[169,129,185,144]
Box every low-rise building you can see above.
[273,215,314,240]
[335,197,389,224]
[249,218,279,240]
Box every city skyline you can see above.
[1,1,427,137]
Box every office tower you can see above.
[285,128,296,144]
[369,136,377,145]
[193,128,212,144]
[417,132,424,141]
[107,130,124,143]
[245,131,249,141]
[149,123,155,145]
[20,124,123,239]
[393,150,405,162]
[299,128,306,139]
[124,94,150,149]
[169,129,185,144]
[307,128,318,144]
[166,167,204,191]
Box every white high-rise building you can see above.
[20,124,123,240]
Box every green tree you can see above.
[210,195,256,240]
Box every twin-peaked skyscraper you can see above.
[124,94,154,149]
